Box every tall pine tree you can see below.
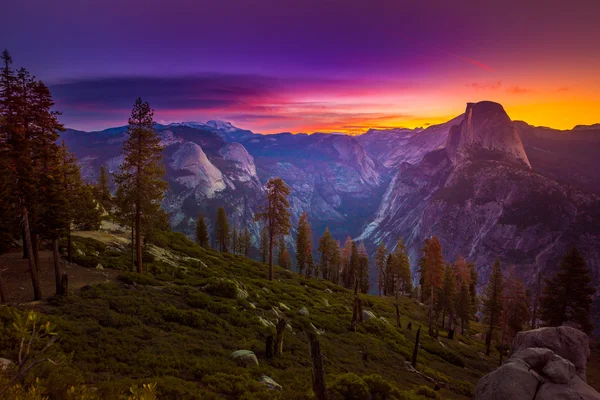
[114,98,167,274]
[296,212,313,277]
[375,243,387,296]
[195,213,209,249]
[539,247,595,334]
[254,178,291,281]
[483,260,504,356]
[215,207,229,252]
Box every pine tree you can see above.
[96,165,111,207]
[348,241,360,290]
[420,236,444,336]
[277,236,291,269]
[483,260,504,356]
[215,207,229,252]
[317,228,335,280]
[232,226,238,254]
[358,243,370,294]
[113,98,167,273]
[243,228,251,257]
[394,238,412,297]
[503,276,529,341]
[468,262,478,318]
[375,243,387,296]
[254,177,292,281]
[260,227,268,263]
[296,212,313,277]
[440,263,456,330]
[456,280,471,334]
[195,213,209,249]
[539,247,595,334]
[341,236,353,288]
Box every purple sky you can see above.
[3,0,600,132]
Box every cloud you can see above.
[445,52,495,72]
[467,81,503,90]
[507,86,533,94]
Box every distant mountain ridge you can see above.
[61,101,600,328]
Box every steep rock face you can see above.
[359,101,600,295]
[169,142,225,193]
[474,327,599,400]
[446,101,531,167]
[219,143,258,182]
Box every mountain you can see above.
[61,121,389,246]
[62,102,600,318]
[358,101,600,303]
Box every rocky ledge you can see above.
[474,326,600,400]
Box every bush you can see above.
[118,272,160,286]
[204,278,238,299]
[414,386,440,399]
[328,373,370,400]
[363,374,394,399]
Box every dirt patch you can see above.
[0,251,120,304]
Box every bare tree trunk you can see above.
[531,272,541,329]
[265,335,274,359]
[0,267,7,303]
[275,318,286,356]
[22,206,41,300]
[67,227,72,263]
[428,285,434,336]
[485,315,494,356]
[130,221,135,272]
[307,331,327,400]
[268,229,273,281]
[395,304,401,328]
[135,206,142,274]
[32,233,40,272]
[499,312,508,365]
[351,279,360,331]
[52,238,62,295]
[412,326,421,367]
[60,273,68,296]
[22,228,27,259]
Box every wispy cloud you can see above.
[445,52,495,72]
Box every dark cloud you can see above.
[50,74,283,112]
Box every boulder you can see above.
[230,350,259,367]
[95,263,104,270]
[0,357,12,371]
[298,307,309,317]
[322,298,330,307]
[474,357,541,400]
[535,375,600,400]
[324,288,333,294]
[474,327,600,400]
[542,355,576,384]
[362,310,376,321]
[511,326,590,381]
[260,375,282,391]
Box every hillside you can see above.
[1,230,498,399]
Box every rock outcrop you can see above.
[446,101,531,167]
[473,327,599,400]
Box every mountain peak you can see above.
[446,101,531,167]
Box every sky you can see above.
[2,0,600,134]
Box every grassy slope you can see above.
[1,231,497,399]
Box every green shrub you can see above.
[204,278,238,299]
[363,374,394,399]
[118,272,160,286]
[414,386,440,399]
[328,373,370,400]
